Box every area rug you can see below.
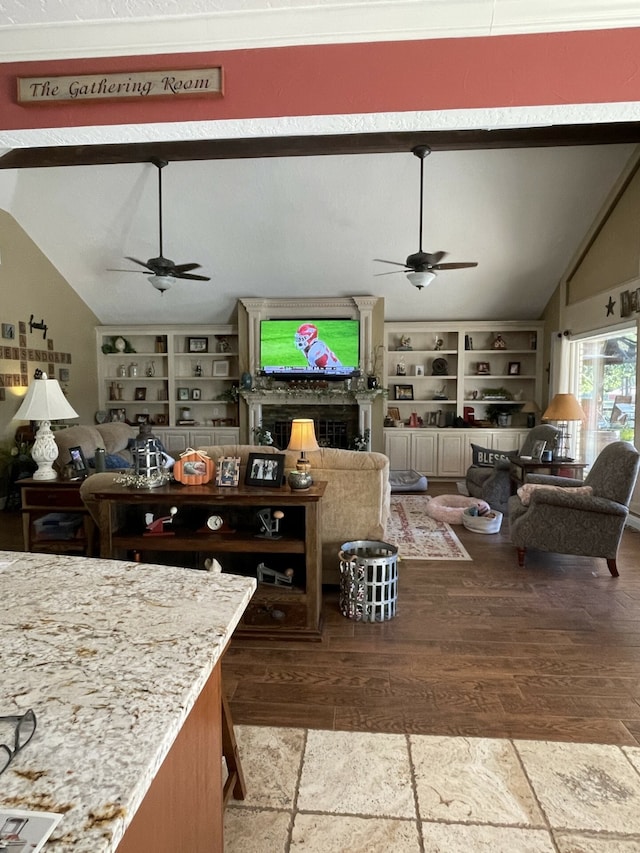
[385,495,472,561]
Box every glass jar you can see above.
[128,362,138,378]
[117,363,127,377]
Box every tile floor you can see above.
[224,726,640,852]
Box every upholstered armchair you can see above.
[508,440,640,576]
[466,424,560,514]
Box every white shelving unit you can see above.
[95,325,240,447]
[383,321,544,476]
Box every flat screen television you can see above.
[260,319,360,380]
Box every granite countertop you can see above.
[0,550,255,852]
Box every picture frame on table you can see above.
[394,384,414,401]
[508,361,521,375]
[68,446,89,479]
[216,456,241,487]
[187,337,208,353]
[531,439,547,461]
[245,453,286,487]
[387,406,401,422]
[213,360,230,377]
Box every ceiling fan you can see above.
[374,145,478,290]
[109,158,211,293]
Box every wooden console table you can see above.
[91,480,325,640]
[509,457,587,491]
[20,477,96,555]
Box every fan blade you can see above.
[106,268,148,274]
[125,256,154,272]
[173,262,202,273]
[424,251,447,266]
[432,262,478,270]
[373,258,408,267]
[374,270,407,277]
[174,272,211,281]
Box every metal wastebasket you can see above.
[339,540,398,622]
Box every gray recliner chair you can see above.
[465,424,560,514]
[508,440,640,576]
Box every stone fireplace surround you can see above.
[239,296,383,450]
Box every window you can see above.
[570,327,636,466]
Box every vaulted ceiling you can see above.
[0,1,638,325]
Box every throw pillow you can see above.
[471,444,518,467]
[517,483,593,506]
[89,453,131,469]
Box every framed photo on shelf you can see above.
[508,361,521,375]
[216,456,241,487]
[134,387,146,401]
[213,360,230,377]
[387,406,401,421]
[135,413,150,425]
[394,384,414,401]
[177,387,190,401]
[191,388,202,400]
[245,453,286,487]
[476,362,491,375]
[155,414,167,425]
[414,365,425,376]
[109,407,126,422]
[187,337,208,353]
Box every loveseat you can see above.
[53,422,138,473]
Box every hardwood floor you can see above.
[4,482,640,745]
[223,482,640,746]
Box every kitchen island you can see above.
[0,550,255,852]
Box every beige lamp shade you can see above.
[521,401,540,414]
[13,375,78,480]
[287,418,320,454]
[286,418,319,490]
[542,393,586,422]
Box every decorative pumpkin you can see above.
[173,448,215,485]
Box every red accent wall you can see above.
[1,27,640,132]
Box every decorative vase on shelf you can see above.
[287,469,313,490]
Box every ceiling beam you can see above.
[2,123,640,169]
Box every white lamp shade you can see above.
[14,377,78,422]
[406,270,437,290]
[287,418,319,453]
[148,275,173,292]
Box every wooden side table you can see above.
[20,478,96,556]
[509,458,587,492]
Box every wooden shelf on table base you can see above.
[91,480,326,641]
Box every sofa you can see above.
[79,443,391,586]
[53,422,138,473]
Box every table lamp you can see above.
[13,372,78,480]
[286,418,319,490]
[542,393,586,461]
[521,400,539,429]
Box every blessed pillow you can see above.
[517,483,593,506]
[471,444,518,467]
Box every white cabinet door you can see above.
[189,428,217,448]
[437,432,467,477]
[211,427,240,445]
[156,429,190,455]
[492,429,526,453]
[384,430,412,470]
[412,432,438,475]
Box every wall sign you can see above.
[17,68,223,104]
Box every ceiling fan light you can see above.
[148,274,173,293]
[406,270,436,290]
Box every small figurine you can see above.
[397,335,412,351]
[256,562,294,586]
[144,506,177,536]
[434,337,444,351]
[256,508,284,539]
[396,358,406,376]
[492,334,507,349]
